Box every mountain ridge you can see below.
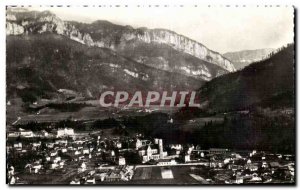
[6,8,236,77]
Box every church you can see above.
[136,138,167,163]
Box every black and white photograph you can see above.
[5,4,295,185]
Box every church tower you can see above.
[159,139,164,158]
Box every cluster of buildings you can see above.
[204,149,295,184]
[7,127,74,138]
[6,126,295,185]
[70,165,135,184]
[6,128,144,184]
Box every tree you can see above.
[124,151,142,165]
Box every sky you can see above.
[26,5,294,53]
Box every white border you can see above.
[0,0,298,189]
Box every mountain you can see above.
[199,44,294,112]
[71,21,235,77]
[223,48,274,70]
[6,8,235,83]
[7,34,205,103]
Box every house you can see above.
[82,148,90,155]
[74,150,82,155]
[13,142,22,150]
[85,176,95,184]
[214,173,231,184]
[67,145,75,151]
[53,128,74,138]
[224,158,232,164]
[269,162,281,168]
[262,161,268,168]
[32,164,42,173]
[186,145,195,154]
[139,145,158,156]
[50,163,59,169]
[41,130,49,137]
[110,150,115,157]
[19,129,34,138]
[45,156,51,161]
[78,162,87,173]
[210,161,224,168]
[55,139,68,145]
[95,173,107,182]
[209,148,229,154]
[53,156,61,164]
[46,143,55,149]
[8,176,16,184]
[7,166,14,177]
[135,139,142,150]
[184,154,191,163]
[89,147,94,152]
[118,157,126,165]
[70,178,80,185]
[116,142,122,149]
[50,150,58,157]
[35,130,48,137]
[75,144,84,150]
[7,131,21,137]
[246,164,259,172]
[88,170,96,176]
[157,159,176,166]
[32,142,41,147]
[230,174,244,184]
[58,161,65,168]
[61,148,67,153]
[228,164,243,171]
[249,173,262,182]
[106,172,122,182]
[169,144,182,150]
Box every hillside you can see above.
[199,44,294,112]
[6,34,204,103]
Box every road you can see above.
[135,162,209,168]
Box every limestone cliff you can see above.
[6,8,236,78]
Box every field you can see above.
[131,166,207,184]
[179,117,224,131]
[9,102,178,126]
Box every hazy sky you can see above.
[27,5,294,53]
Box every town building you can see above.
[53,128,74,138]
[138,139,167,163]
[209,148,229,154]
[158,159,177,166]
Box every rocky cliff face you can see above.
[71,22,235,72]
[6,9,236,75]
[129,29,235,72]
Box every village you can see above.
[6,127,295,184]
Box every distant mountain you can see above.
[223,48,274,70]
[6,8,235,83]
[199,44,294,112]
